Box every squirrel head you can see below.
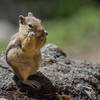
[19,12,48,38]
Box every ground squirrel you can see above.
[6,12,48,89]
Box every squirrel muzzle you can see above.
[28,30,48,38]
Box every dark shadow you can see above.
[13,72,58,98]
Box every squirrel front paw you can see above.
[28,32,35,37]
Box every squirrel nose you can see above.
[44,30,48,35]
[40,30,48,36]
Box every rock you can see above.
[0,44,100,100]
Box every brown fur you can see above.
[6,12,47,86]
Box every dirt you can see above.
[0,44,100,100]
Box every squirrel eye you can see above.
[28,24,33,28]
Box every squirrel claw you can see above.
[26,80,41,89]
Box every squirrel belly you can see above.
[6,35,41,81]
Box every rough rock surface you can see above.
[0,44,100,100]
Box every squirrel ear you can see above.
[19,15,26,25]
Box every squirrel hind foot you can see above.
[25,80,41,90]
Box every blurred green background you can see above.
[0,0,100,63]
